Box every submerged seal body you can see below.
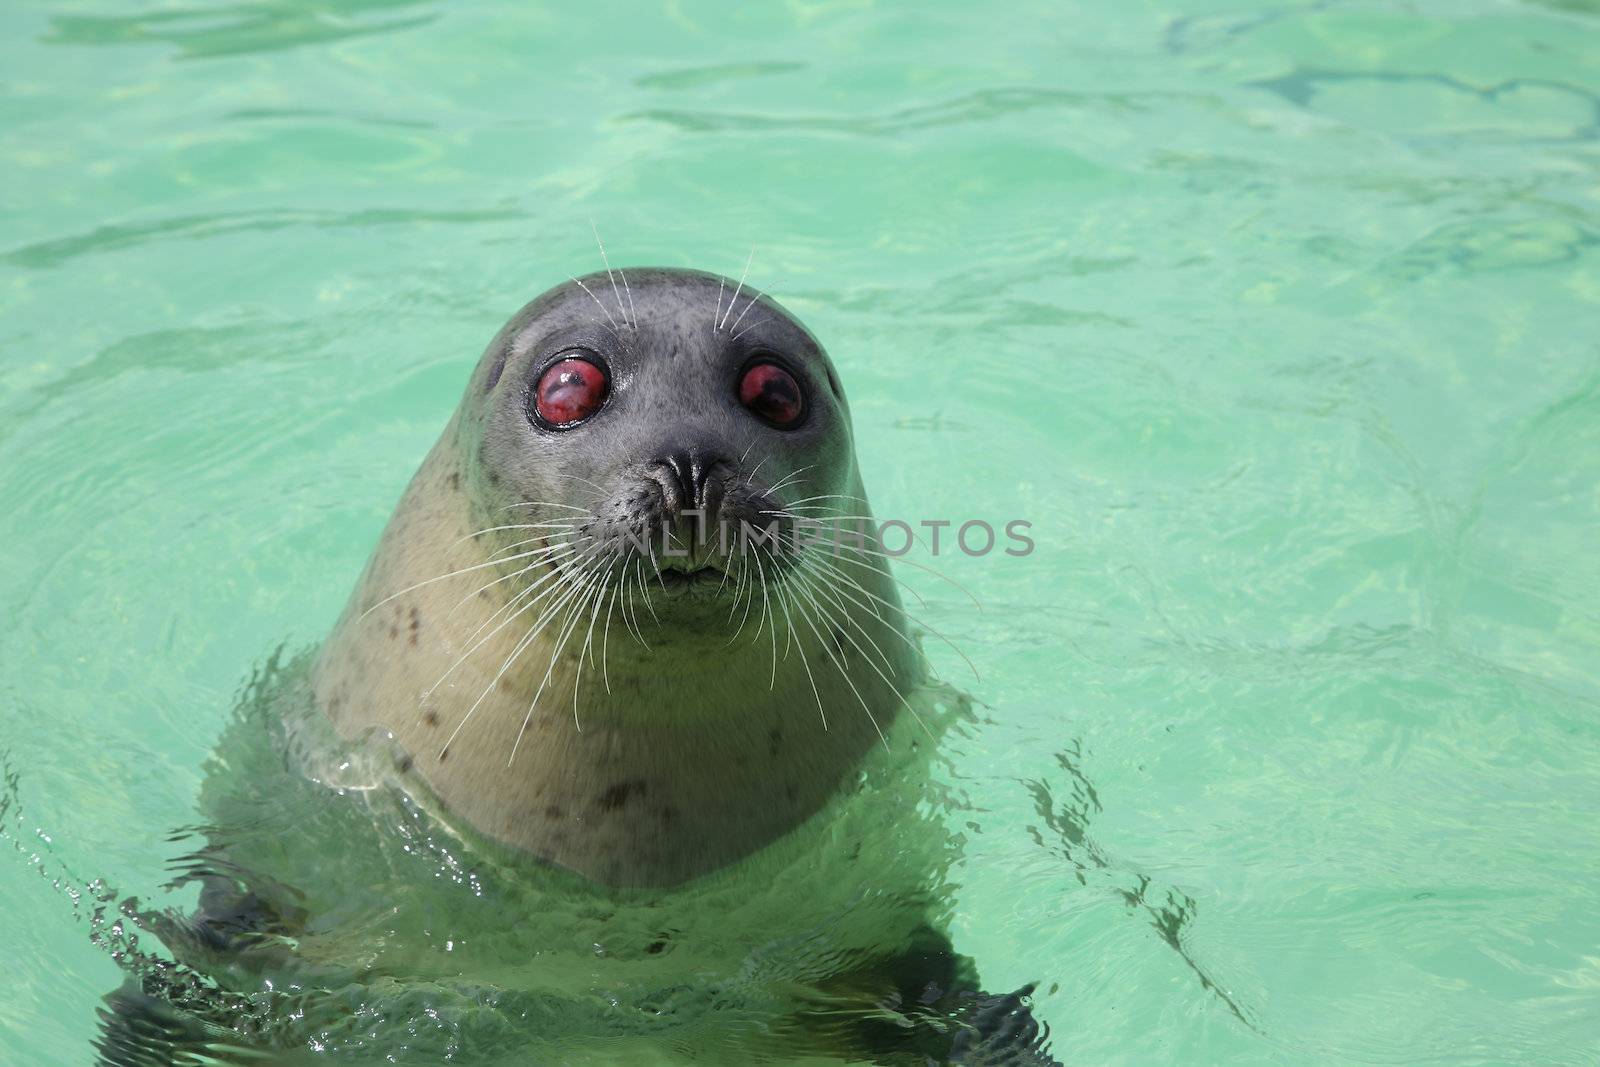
[313,268,921,887]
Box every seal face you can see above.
[313,268,921,887]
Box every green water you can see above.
[2,0,1599,1062]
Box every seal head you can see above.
[313,268,920,886]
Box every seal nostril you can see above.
[662,452,718,512]
[663,453,693,509]
[689,456,712,510]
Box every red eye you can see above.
[534,356,608,427]
[738,361,805,428]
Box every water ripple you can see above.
[43,0,439,60]
[623,86,1149,136]
[5,207,523,269]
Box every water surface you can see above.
[3,0,1599,1063]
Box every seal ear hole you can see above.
[484,348,509,393]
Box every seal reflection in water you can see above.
[98,269,1058,1066]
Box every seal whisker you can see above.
[756,506,868,523]
[569,559,621,727]
[445,561,541,621]
[718,247,755,332]
[725,549,753,626]
[750,539,796,652]
[486,535,580,563]
[791,547,890,626]
[359,544,577,621]
[599,578,622,693]
[629,557,652,640]
[731,315,770,343]
[822,548,929,611]
[737,548,762,645]
[618,569,639,646]
[714,276,725,335]
[728,547,767,649]
[782,567,889,748]
[443,539,582,623]
[758,541,828,730]
[796,562,905,672]
[772,505,880,520]
[725,284,765,336]
[784,493,870,507]
[509,563,609,760]
[794,568,935,744]
[590,221,632,330]
[618,268,638,332]
[777,556,797,659]
[758,508,937,571]
[824,539,983,611]
[568,275,623,336]
[794,546,976,681]
[438,531,588,643]
[542,472,610,496]
[745,453,771,488]
[768,524,935,635]
[426,569,588,719]
[636,556,662,626]
[619,557,651,649]
[772,513,931,558]
[437,556,595,759]
[790,556,898,675]
[426,542,591,699]
[499,500,594,514]
[747,541,779,687]
[766,507,976,610]
[454,520,579,545]
[767,463,814,497]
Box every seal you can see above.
[91,267,1059,1064]
[312,267,921,887]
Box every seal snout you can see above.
[645,450,734,559]
[573,449,796,594]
